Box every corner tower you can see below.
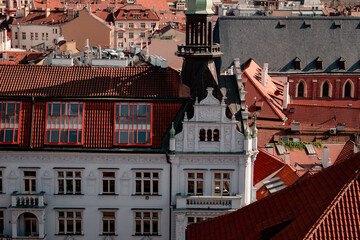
[176,0,223,101]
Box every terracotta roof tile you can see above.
[114,5,159,21]
[187,152,360,240]
[335,140,356,164]
[13,11,68,25]
[0,51,43,65]
[254,148,285,185]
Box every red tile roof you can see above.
[187,152,360,240]
[285,103,360,129]
[254,148,286,185]
[243,60,286,120]
[12,11,68,25]
[0,51,43,65]
[114,5,159,21]
[0,65,187,98]
[335,140,356,164]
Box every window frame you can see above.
[0,210,3,235]
[45,102,84,145]
[56,170,82,195]
[186,171,204,196]
[134,170,160,196]
[134,210,160,236]
[0,101,21,144]
[114,103,152,146]
[23,170,37,194]
[100,170,116,195]
[100,210,117,235]
[57,210,83,235]
[213,172,231,196]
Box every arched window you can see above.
[199,129,205,141]
[213,129,219,141]
[297,82,304,98]
[322,81,329,98]
[344,81,352,98]
[207,129,212,141]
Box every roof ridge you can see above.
[303,166,360,239]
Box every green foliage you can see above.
[274,141,323,151]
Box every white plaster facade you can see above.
[0,151,171,239]
[170,88,258,240]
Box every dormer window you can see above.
[338,57,345,70]
[315,57,323,70]
[45,102,84,144]
[114,103,152,145]
[294,57,301,70]
[0,101,21,144]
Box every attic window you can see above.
[132,13,141,19]
[334,21,341,28]
[304,21,311,28]
[0,101,21,144]
[294,57,301,70]
[305,144,316,155]
[9,56,14,61]
[315,57,323,70]
[278,21,286,28]
[338,57,345,70]
[275,144,286,155]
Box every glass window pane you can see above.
[120,131,128,144]
[138,131,146,144]
[6,102,15,115]
[70,103,78,115]
[4,129,13,142]
[138,104,146,116]
[69,130,77,143]
[135,220,141,234]
[143,220,150,233]
[50,130,59,143]
[188,181,194,194]
[52,103,60,115]
[121,104,128,116]
[144,180,150,193]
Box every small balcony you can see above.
[176,195,242,210]
[11,192,46,208]
[176,44,222,58]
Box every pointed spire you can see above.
[170,122,175,139]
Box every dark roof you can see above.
[214,16,360,73]
[0,65,188,98]
[187,152,360,240]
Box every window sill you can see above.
[54,193,84,196]
[99,193,119,196]
[133,234,161,237]
[99,234,118,236]
[55,234,84,236]
[132,194,162,196]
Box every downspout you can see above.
[29,96,35,148]
[166,153,172,240]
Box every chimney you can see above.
[322,146,331,168]
[45,8,51,18]
[23,7,29,17]
[283,81,289,110]
[261,63,268,87]
[67,9,76,20]
[284,152,290,164]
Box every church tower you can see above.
[176,0,223,101]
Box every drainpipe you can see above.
[30,96,35,148]
[166,153,173,240]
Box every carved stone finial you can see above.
[170,122,175,139]
[184,112,188,121]
[251,119,258,138]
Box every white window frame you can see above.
[213,172,231,196]
[100,170,116,195]
[0,210,4,235]
[134,171,160,195]
[23,170,37,194]
[57,210,83,235]
[100,210,117,235]
[186,171,204,196]
[56,170,82,195]
[134,210,160,236]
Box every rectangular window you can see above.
[22,32,26,40]
[45,102,84,144]
[140,23,145,28]
[118,23,123,28]
[0,101,21,144]
[187,172,203,196]
[140,32,145,38]
[151,23,156,29]
[42,33,44,40]
[114,103,151,145]
[135,211,159,235]
[0,211,3,235]
[102,172,115,194]
[102,211,115,235]
[187,217,210,225]
[129,32,134,39]
[15,32,18,40]
[23,171,36,193]
[135,171,159,195]
[46,33,48,41]
[58,211,82,235]
[35,33,38,40]
[128,23,134,28]
[30,32,33,40]
[118,32,123,38]
[57,170,82,194]
[214,172,230,196]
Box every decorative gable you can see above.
[175,88,244,153]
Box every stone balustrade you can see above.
[176,195,242,210]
